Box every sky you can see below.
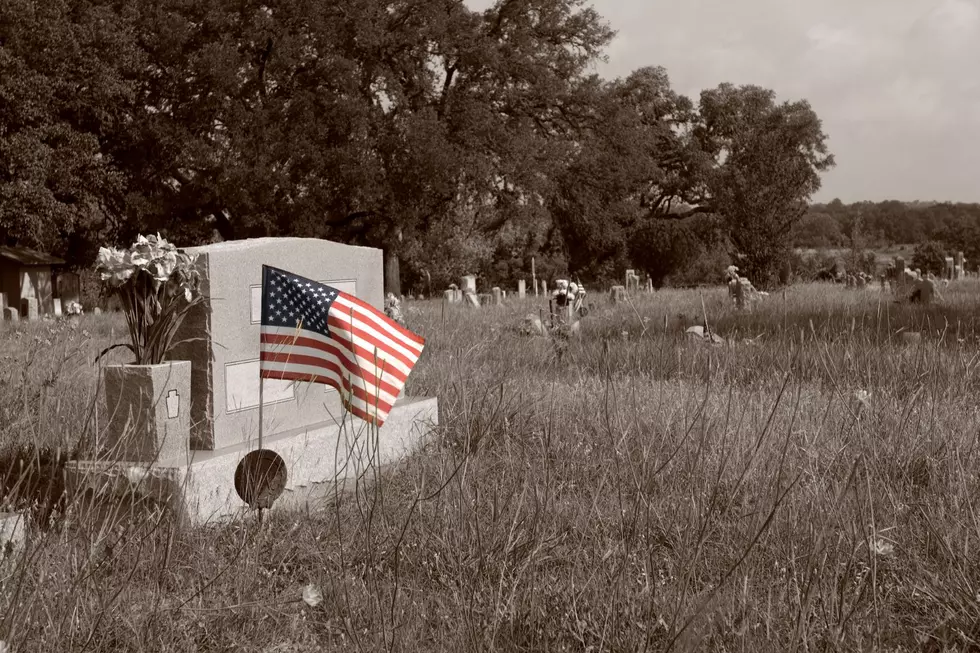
[464,0,980,204]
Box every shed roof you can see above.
[0,245,66,266]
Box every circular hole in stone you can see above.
[234,449,287,510]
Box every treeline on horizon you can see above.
[798,200,980,257]
[645,199,980,290]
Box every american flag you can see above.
[258,265,425,427]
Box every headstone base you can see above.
[64,396,438,526]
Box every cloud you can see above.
[914,0,980,44]
[803,24,896,73]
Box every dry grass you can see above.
[3,281,980,651]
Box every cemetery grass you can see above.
[3,282,980,651]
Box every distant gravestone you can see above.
[910,278,937,304]
[66,237,439,525]
[945,257,955,280]
[461,275,476,294]
[956,251,966,279]
[57,271,82,307]
[625,270,640,293]
[893,257,907,294]
[610,285,626,304]
[518,280,526,298]
[491,287,503,305]
[444,284,461,303]
[21,298,38,321]
[542,280,547,295]
[464,290,480,307]
[732,280,746,309]
[53,298,62,317]
[2,307,16,321]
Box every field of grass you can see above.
[3,280,980,651]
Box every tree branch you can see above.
[438,62,457,118]
[647,204,717,220]
[257,37,273,100]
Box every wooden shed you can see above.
[0,245,65,318]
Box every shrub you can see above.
[629,219,699,288]
[669,243,732,287]
[911,241,946,276]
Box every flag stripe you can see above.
[326,306,422,365]
[259,369,388,423]
[259,360,396,412]
[336,293,425,349]
[259,351,400,407]
[261,328,408,389]
[325,314,417,374]
[259,368,384,413]
[339,393,383,425]
[333,294,425,351]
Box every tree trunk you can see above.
[384,249,401,297]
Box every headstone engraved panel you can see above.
[225,360,296,413]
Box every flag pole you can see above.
[258,264,267,453]
[258,376,264,451]
[257,265,268,525]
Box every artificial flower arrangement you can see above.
[94,234,203,365]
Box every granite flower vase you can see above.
[101,360,191,463]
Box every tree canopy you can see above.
[1,0,837,291]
